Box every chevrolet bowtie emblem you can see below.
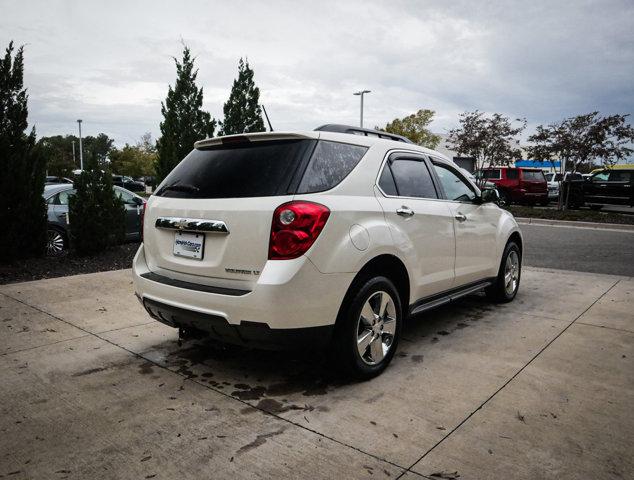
[177,219,188,230]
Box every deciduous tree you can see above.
[527,112,634,209]
[383,109,440,148]
[110,133,157,178]
[446,111,526,187]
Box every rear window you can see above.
[156,140,315,199]
[156,139,367,199]
[297,141,367,193]
[522,170,545,181]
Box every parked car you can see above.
[581,167,634,207]
[478,167,548,205]
[133,125,523,379]
[112,175,145,192]
[45,175,73,185]
[43,184,146,255]
[544,172,583,200]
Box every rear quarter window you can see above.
[297,141,368,193]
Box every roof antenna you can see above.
[261,104,274,132]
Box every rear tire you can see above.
[332,276,402,380]
[486,241,521,303]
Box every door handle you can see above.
[396,206,414,217]
[454,213,467,222]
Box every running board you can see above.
[409,279,494,316]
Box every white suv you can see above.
[133,125,522,378]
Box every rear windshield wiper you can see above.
[157,184,200,196]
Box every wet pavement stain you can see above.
[411,355,424,363]
[236,428,286,455]
[138,362,154,375]
[72,366,110,377]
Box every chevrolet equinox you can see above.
[133,125,522,378]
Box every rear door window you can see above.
[156,140,315,199]
[297,141,368,193]
[506,169,519,180]
[608,171,631,182]
[388,158,438,198]
[378,165,398,196]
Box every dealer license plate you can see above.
[173,231,204,260]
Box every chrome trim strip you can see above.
[155,217,229,234]
[409,280,493,316]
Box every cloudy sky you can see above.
[2,0,633,146]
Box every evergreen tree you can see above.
[220,58,265,135]
[156,45,216,183]
[0,41,47,262]
[68,157,125,255]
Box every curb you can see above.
[516,217,634,231]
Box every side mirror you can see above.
[480,188,500,204]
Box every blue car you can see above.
[43,184,146,256]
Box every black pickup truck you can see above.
[566,167,633,208]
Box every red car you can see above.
[478,167,548,205]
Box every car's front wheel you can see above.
[46,228,67,256]
[486,240,521,303]
[333,276,402,379]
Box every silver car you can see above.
[43,184,146,255]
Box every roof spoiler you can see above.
[194,132,317,149]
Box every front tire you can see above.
[333,276,402,380]
[486,241,521,303]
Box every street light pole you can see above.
[72,141,76,167]
[353,90,371,128]
[77,119,83,171]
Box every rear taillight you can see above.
[269,201,330,260]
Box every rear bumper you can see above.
[132,244,354,346]
[142,297,333,350]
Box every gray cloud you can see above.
[1,0,632,145]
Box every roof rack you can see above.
[314,124,413,144]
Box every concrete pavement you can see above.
[0,267,632,479]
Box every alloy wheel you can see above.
[356,290,396,365]
[504,250,520,295]
[46,229,65,256]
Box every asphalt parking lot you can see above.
[1,265,632,479]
